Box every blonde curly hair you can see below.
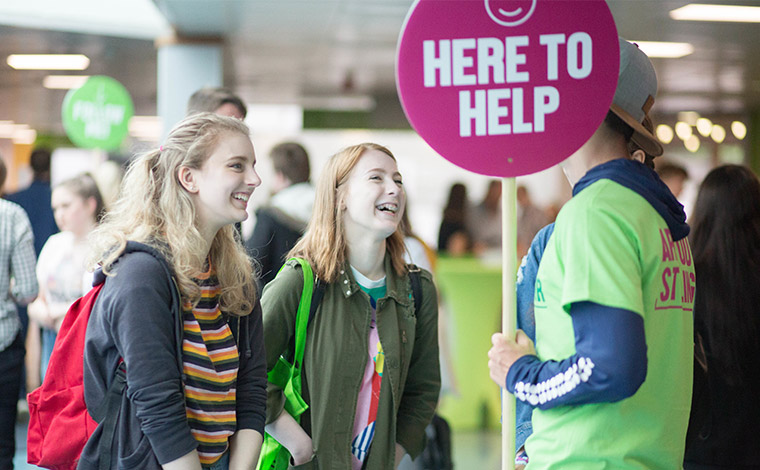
[89,112,256,315]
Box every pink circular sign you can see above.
[397,0,619,177]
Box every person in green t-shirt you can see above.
[488,38,694,470]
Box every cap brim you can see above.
[610,103,664,157]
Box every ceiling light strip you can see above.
[7,54,90,70]
[670,4,760,23]
[630,41,694,58]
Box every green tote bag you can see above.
[257,258,315,470]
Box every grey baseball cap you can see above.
[611,38,664,157]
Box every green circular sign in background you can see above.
[62,75,134,151]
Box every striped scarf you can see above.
[182,265,239,465]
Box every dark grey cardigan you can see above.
[79,242,266,469]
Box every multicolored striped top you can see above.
[181,264,239,466]
[349,266,387,470]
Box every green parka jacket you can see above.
[261,256,441,469]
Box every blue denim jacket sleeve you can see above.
[514,223,554,451]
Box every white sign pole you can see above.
[501,177,517,470]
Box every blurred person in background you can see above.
[469,180,501,253]
[656,161,688,199]
[437,182,473,256]
[246,142,315,286]
[400,205,435,273]
[26,173,104,389]
[685,165,760,469]
[0,156,38,469]
[187,86,247,120]
[5,148,58,369]
[516,185,550,259]
[5,147,58,256]
[400,204,458,470]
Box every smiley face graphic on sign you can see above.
[485,0,537,26]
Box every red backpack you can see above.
[27,279,125,470]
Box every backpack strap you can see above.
[408,264,423,315]
[308,279,326,328]
[78,277,125,470]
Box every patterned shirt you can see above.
[182,265,239,465]
[0,199,38,350]
[350,267,387,469]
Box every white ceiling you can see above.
[2,0,760,136]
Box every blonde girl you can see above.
[27,173,104,386]
[261,143,440,469]
[81,113,266,470]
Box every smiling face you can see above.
[484,0,537,26]
[185,131,261,235]
[341,148,406,244]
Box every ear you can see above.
[177,166,199,193]
[631,149,646,164]
[335,189,346,211]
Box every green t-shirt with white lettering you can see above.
[527,179,694,470]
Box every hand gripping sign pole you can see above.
[396,1,619,468]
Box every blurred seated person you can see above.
[438,183,473,256]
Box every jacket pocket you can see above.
[118,433,156,469]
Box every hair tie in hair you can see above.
[159,145,163,152]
